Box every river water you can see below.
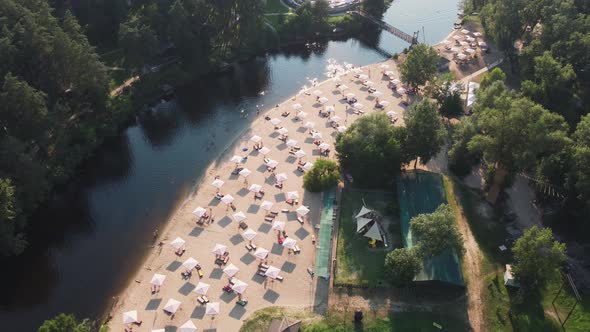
[0,1,459,330]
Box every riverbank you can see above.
[108,59,407,332]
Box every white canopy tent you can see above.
[163,298,181,314]
[363,222,382,241]
[260,200,273,211]
[192,206,207,218]
[150,273,166,286]
[194,281,210,295]
[178,320,197,332]
[212,243,227,256]
[223,263,240,277]
[265,266,281,279]
[242,228,257,241]
[355,206,372,218]
[231,279,248,294]
[182,257,199,270]
[254,247,269,259]
[356,217,373,233]
[170,237,186,250]
[206,302,220,316]
[123,310,139,324]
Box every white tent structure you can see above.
[270,118,282,126]
[356,217,373,233]
[250,135,262,143]
[248,183,262,193]
[266,159,279,168]
[231,279,248,294]
[260,200,273,211]
[295,150,306,159]
[286,191,299,200]
[221,194,234,205]
[355,206,372,218]
[242,228,257,241]
[230,155,243,164]
[282,238,297,249]
[276,173,288,182]
[211,179,224,189]
[223,263,240,277]
[232,211,247,223]
[170,237,186,250]
[286,139,298,147]
[239,168,252,178]
[150,273,166,286]
[318,143,330,150]
[304,121,316,129]
[192,206,207,218]
[363,222,382,241]
[311,132,323,139]
[182,257,199,270]
[123,310,139,324]
[265,266,281,279]
[212,243,227,256]
[272,220,285,231]
[194,282,210,295]
[179,320,197,332]
[163,298,181,314]
[277,127,289,136]
[206,302,220,316]
[254,247,269,259]
[259,146,271,155]
[296,205,310,216]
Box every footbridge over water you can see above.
[350,11,420,46]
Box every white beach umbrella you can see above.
[379,100,390,107]
[372,91,383,97]
[182,257,199,270]
[295,150,306,159]
[206,302,220,316]
[390,78,401,85]
[466,48,476,54]
[150,273,166,286]
[231,155,243,163]
[192,206,207,218]
[364,81,375,87]
[451,46,460,52]
[170,237,186,250]
[312,89,323,96]
[272,220,286,231]
[242,228,257,241]
[453,35,462,40]
[478,41,487,47]
[345,92,356,99]
[266,159,279,168]
[458,53,467,60]
[380,63,390,69]
[384,70,394,76]
[270,118,282,126]
[297,111,308,119]
[318,142,330,150]
[212,243,227,256]
[232,211,247,223]
[231,279,248,294]
[123,310,138,324]
[333,76,342,82]
[286,191,299,200]
[352,67,363,73]
[296,205,310,216]
[265,266,281,279]
[179,320,197,332]
[474,32,482,37]
[318,97,329,104]
[276,173,288,182]
[461,29,470,34]
[248,183,262,193]
[254,247,269,259]
[338,84,348,91]
[211,179,224,189]
[466,36,475,42]
[282,238,297,249]
[194,282,210,295]
[304,121,315,129]
[337,125,347,133]
[443,40,452,45]
[353,102,364,109]
[277,127,289,135]
[397,87,407,94]
[163,298,181,314]
[259,146,271,155]
[239,168,251,178]
[311,132,323,139]
[260,200,273,211]
[223,263,240,277]
[387,110,398,118]
[359,74,369,80]
[291,103,303,110]
[303,162,314,171]
[250,135,262,143]
[325,105,335,112]
[221,194,234,205]
[460,41,469,46]
[286,139,298,147]
[330,115,342,123]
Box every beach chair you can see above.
[197,269,203,278]
[257,271,266,277]
[270,211,279,215]
[239,222,248,230]
[294,245,301,254]
[281,209,289,213]
[250,243,257,250]
[274,183,283,189]
[197,296,206,305]
[297,216,304,224]
[230,277,237,285]
[237,299,248,306]
[286,199,294,205]
[276,276,284,281]
[245,244,253,251]
[215,192,224,200]
[264,217,274,222]
[260,263,269,270]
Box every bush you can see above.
[303,159,340,192]
[384,248,422,286]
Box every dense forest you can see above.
[451,0,590,224]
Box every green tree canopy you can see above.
[572,114,590,202]
[335,113,402,187]
[399,44,439,91]
[38,313,93,332]
[479,67,507,89]
[384,247,422,286]
[480,0,521,51]
[403,100,446,168]
[425,74,465,118]
[303,159,340,192]
[118,17,158,69]
[410,204,464,257]
[362,0,393,19]
[512,226,566,288]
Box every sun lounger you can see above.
[289,150,295,155]
[257,271,266,277]
[281,112,290,117]
[270,211,279,215]
[264,158,270,164]
[250,243,257,250]
[297,216,304,224]
[276,275,284,281]
[245,244,253,251]
[237,299,248,306]
[197,296,206,305]
[198,269,203,278]
[215,193,224,200]
[264,217,274,222]
[297,166,304,172]
[239,222,248,230]
[274,183,283,189]
[286,199,294,205]
[260,264,269,269]
[294,245,301,253]
[298,160,305,166]
[281,209,289,213]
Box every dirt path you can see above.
[110,75,139,97]
[450,182,486,332]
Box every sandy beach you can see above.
[109,59,407,332]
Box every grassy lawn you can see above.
[449,179,590,331]
[265,0,290,14]
[301,311,469,331]
[335,190,401,286]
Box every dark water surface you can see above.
[0,1,458,330]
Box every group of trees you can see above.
[303,159,340,192]
[385,204,463,286]
[0,0,115,255]
[335,101,445,187]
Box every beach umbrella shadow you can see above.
[263,289,280,303]
[166,261,182,272]
[281,261,296,273]
[257,223,271,234]
[240,253,255,265]
[229,305,247,320]
[178,282,196,296]
[145,298,162,311]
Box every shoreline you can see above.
[107,57,407,331]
